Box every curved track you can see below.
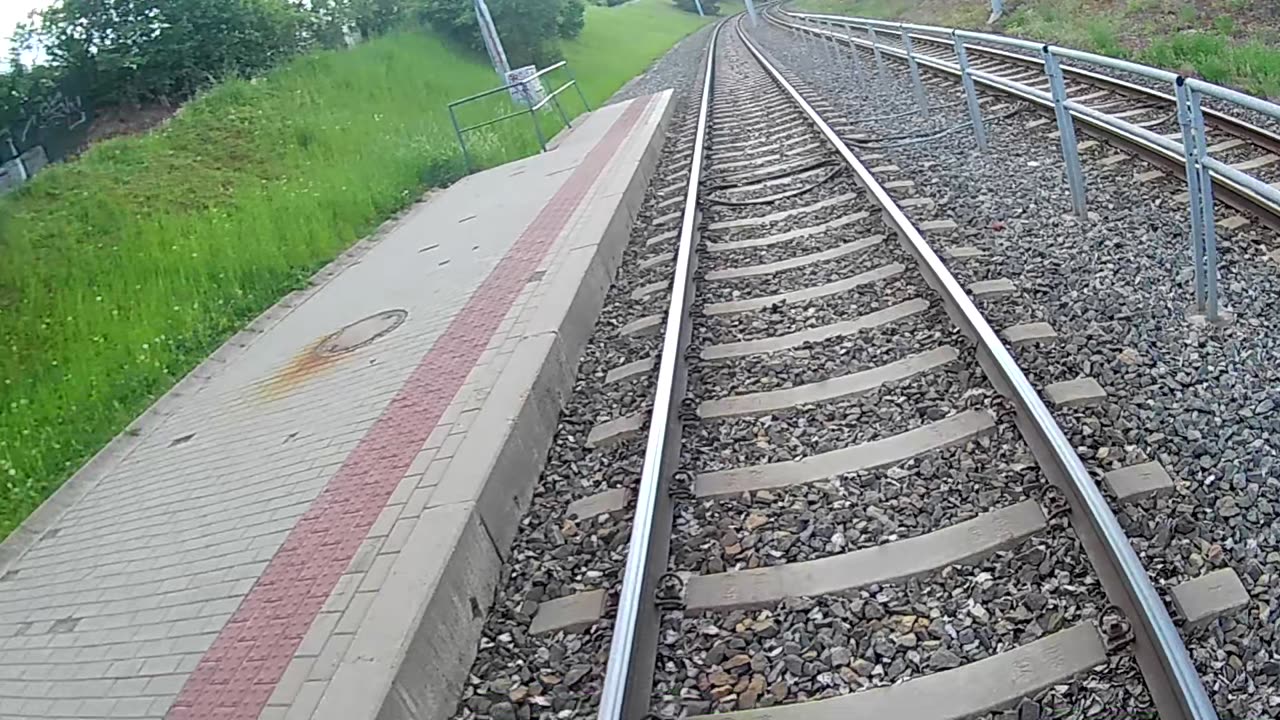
[769,6,1280,233]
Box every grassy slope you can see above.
[0,0,720,538]
[788,0,1280,97]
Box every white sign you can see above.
[506,65,547,108]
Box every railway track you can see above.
[591,15,1236,720]
[768,6,1280,235]
[453,13,1257,720]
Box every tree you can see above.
[31,0,307,106]
[350,0,411,37]
[672,0,718,14]
[558,0,585,39]
[418,0,583,66]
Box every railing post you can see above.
[565,65,591,111]
[528,105,547,152]
[448,105,473,174]
[952,32,986,151]
[869,27,887,90]
[1174,77,1208,313]
[844,22,864,87]
[1188,84,1221,320]
[1043,46,1087,217]
[819,20,836,63]
[900,26,928,115]
[550,92,572,130]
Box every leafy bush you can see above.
[672,0,720,15]
[559,0,588,38]
[31,0,307,106]
[0,0,588,145]
[0,0,716,541]
[419,0,586,65]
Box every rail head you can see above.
[782,5,1280,148]
[735,18,1218,720]
[595,17,724,720]
[765,8,1280,224]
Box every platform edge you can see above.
[315,90,675,720]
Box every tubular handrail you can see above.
[736,18,1218,720]
[448,61,569,107]
[787,8,1280,145]
[769,7,1280,320]
[446,61,591,173]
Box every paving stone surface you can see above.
[0,92,673,720]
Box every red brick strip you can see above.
[167,97,652,719]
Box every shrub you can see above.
[418,0,585,65]
[32,0,307,107]
[559,0,587,38]
[672,0,720,15]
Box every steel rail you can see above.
[595,18,722,720]
[769,9,1280,231]
[789,9,1280,158]
[736,18,1218,720]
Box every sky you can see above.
[0,0,54,61]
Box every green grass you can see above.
[1002,0,1280,95]
[786,0,1280,96]
[785,0,987,29]
[1141,31,1280,96]
[0,0,721,539]
[785,0,913,18]
[1003,1,1131,58]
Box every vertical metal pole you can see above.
[953,33,986,151]
[550,93,571,130]
[818,20,835,63]
[901,28,928,115]
[693,0,705,17]
[1174,78,1207,312]
[745,0,758,26]
[1189,86,1220,320]
[845,22,864,86]
[869,27,887,89]
[474,0,511,80]
[528,106,547,152]
[5,138,28,182]
[449,106,473,174]
[565,65,591,111]
[1043,47,1087,217]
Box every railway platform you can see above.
[0,90,674,720]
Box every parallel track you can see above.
[770,7,1280,232]
[594,14,1222,720]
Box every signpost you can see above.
[473,0,511,80]
[506,65,547,108]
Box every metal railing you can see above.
[740,16,1219,720]
[446,61,591,173]
[771,7,1280,322]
